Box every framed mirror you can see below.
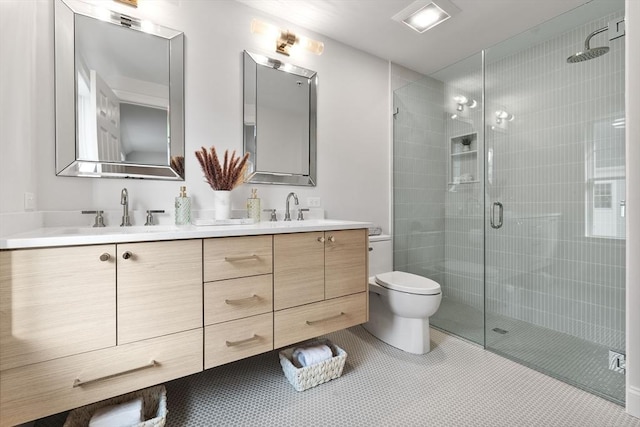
[243,51,317,186]
[54,0,184,180]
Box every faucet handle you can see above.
[145,210,165,226]
[297,208,310,221]
[82,210,105,228]
[263,209,277,222]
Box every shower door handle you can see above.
[490,202,503,229]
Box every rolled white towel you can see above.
[292,344,333,367]
[89,396,144,427]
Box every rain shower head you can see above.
[567,26,610,63]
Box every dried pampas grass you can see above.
[195,146,249,191]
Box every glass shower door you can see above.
[483,5,626,403]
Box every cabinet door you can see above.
[0,245,116,371]
[274,232,324,310]
[117,240,202,345]
[325,229,367,299]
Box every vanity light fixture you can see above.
[114,0,137,7]
[251,19,324,56]
[453,95,477,112]
[495,110,515,124]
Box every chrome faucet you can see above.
[284,192,299,221]
[120,188,132,226]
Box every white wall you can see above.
[0,0,390,233]
[626,0,640,418]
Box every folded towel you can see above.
[292,344,333,368]
[89,396,144,427]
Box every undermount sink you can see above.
[264,219,348,228]
[45,225,181,236]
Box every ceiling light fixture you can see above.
[392,0,460,34]
[251,19,324,56]
[403,3,450,33]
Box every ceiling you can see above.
[233,0,591,75]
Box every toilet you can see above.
[363,235,442,354]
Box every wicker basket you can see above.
[63,385,167,427]
[279,339,347,391]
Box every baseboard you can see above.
[627,385,640,418]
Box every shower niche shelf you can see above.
[449,133,479,185]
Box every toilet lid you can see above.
[375,271,441,295]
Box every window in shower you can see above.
[586,115,626,239]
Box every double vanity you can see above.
[0,221,369,426]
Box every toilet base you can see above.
[363,291,432,354]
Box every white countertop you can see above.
[0,219,372,249]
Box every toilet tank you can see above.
[369,235,392,278]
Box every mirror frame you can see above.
[54,0,185,180]
[243,51,317,186]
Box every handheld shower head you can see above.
[567,26,610,63]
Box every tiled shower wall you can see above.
[392,76,446,285]
[442,60,485,314]
[484,11,626,350]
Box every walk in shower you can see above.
[392,0,626,403]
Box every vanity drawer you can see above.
[0,329,203,427]
[204,236,273,281]
[205,313,273,369]
[274,292,367,349]
[204,274,273,325]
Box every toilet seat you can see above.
[375,271,441,295]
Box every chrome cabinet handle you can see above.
[306,312,345,325]
[73,360,158,388]
[328,236,336,243]
[225,334,260,347]
[122,251,133,260]
[490,202,503,229]
[99,253,110,262]
[224,254,258,262]
[317,236,325,243]
[225,294,259,305]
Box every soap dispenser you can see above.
[175,186,191,226]
[247,188,261,222]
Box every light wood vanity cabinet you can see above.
[0,241,204,427]
[0,227,368,426]
[203,235,274,369]
[273,229,367,310]
[273,229,369,348]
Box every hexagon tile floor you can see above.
[35,326,640,427]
